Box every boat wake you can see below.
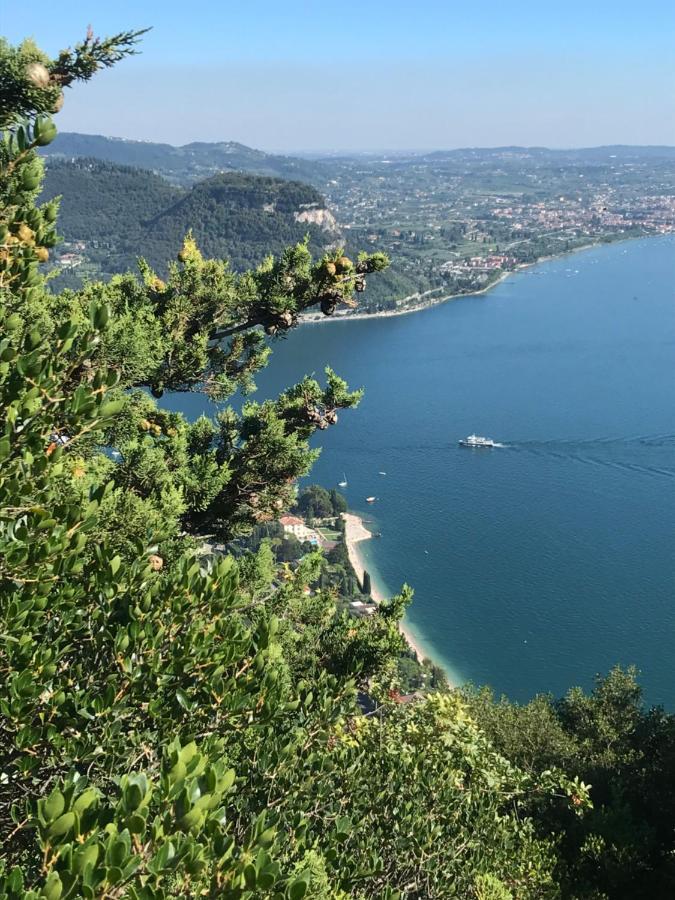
[504,435,675,480]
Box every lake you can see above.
[164,235,675,706]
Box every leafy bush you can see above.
[0,28,594,899]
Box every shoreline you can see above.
[301,234,652,326]
[342,511,449,679]
[302,270,513,324]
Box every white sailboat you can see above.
[338,473,348,487]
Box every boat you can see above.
[338,473,348,487]
[378,471,387,475]
[365,496,376,503]
[459,434,498,448]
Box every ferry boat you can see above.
[459,434,498,448]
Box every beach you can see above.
[342,511,434,668]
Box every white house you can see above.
[279,515,320,545]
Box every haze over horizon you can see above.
[42,133,675,158]
[6,0,675,152]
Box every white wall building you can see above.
[279,515,320,545]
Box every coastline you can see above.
[302,271,512,325]
[342,511,448,679]
[301,235,647,326]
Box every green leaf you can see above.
[73,844,99,875]
[7,866,24,892]
[41,871,63,900]
[41,790,65,823]
[127,813,146,835]
[151,841,176,872]
[89,303,110,330]
[221,768,236,793]
[175,689,191,711]
[5,313,22,331]
[99,400,125,418]
[47,811,76,839]
[287,877,309,899]
[243,863,257,890]
[72,789,98,815]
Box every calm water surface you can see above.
[165,236,675,705]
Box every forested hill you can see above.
[143,171,339,271]
[41,131,328,186]
[40,159,340,284]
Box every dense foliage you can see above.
[465,668,675,898]
[3,28,675,900]
[293,484,346,520]
[41,160,337,286]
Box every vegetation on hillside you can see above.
[40,159,337,287]
[2,28,675,900]
[41,131,328,186]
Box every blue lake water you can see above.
[164,235,675,706]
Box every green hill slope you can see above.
[41,131,327,185]
[40,159,340,285]
[142,171,339,271]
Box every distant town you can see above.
[327,147,675,311]
[41,137,675,314]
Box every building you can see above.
[57,252,84,269]
[279,515,321,546]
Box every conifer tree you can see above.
[0,29,589,899]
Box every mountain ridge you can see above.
[41,132,329,186]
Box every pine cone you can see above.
[320,296,337,316]
[25,63,50,88]
[336,256,353,273]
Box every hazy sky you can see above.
[5,0,675,152]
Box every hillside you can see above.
[41,131,328,186]
[40,159,340,285]
[142,171,340,271]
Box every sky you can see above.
[4,1,675,152]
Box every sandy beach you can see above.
[342,511,432,666]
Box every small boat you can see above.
[378,471,387,475]
[365,496,376,503]
[338,473,348,487]
[459,434,498,448]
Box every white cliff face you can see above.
[294,206,340,234]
